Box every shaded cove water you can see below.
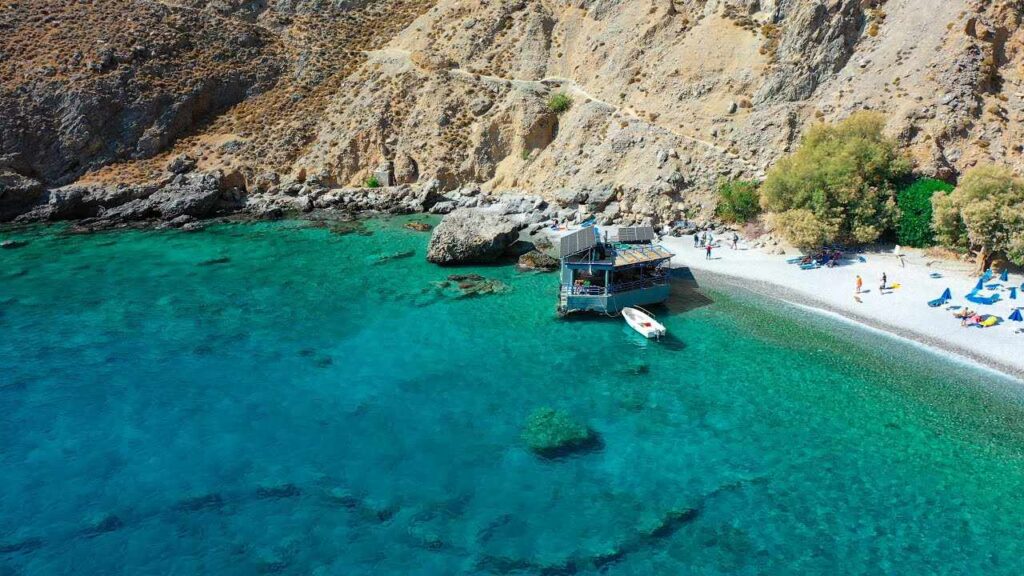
[3,218,1024,575]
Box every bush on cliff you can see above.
[547,93,573,114]
[761,112,910,250]
[896,178,953,248]
[932,164,1024,274]
[715,179,761,223]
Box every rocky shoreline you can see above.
[2,156,715,246]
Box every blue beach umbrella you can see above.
[941,288,951,300]
[1010,309,1023,322]
[974,278,985,292]
[1000,269,1009,282]
[1012,287,1018,300]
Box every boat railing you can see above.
[562,276,667,297]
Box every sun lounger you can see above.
[979,315,999,328]
[800,262,820,270]
[966,292,1001,306]
[928,288,952,307]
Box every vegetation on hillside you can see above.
[760,112,910,249]
[932,165,1024,273]
[715,179,761,223]
[896,178,953,248]
[547,93,573,114]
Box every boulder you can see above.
[521,407,598,458]
[426,208,522,265]
[405,221,432,232]
[516,250,559,272]
[0,169,44,221]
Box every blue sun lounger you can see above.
[966,291,1001,306]
[928,288,952,308]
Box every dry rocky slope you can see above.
[3,0,1024,227]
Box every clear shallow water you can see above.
[3,218,1024,575]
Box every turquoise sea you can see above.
[3,217,1024,575]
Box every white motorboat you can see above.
[622,306,666,339]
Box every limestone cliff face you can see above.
[3,0,1024,225]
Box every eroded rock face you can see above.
[426,208,523,264]
[0,0,283,187]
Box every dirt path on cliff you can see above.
[364,47,749,165]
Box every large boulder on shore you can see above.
[426,208,522,265]
[517,250,559,272]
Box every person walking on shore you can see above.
[880,272,887,293]
[706,244,713,260]
[856,275,863,294]
[693,233,699,248]
[732,232,739,250]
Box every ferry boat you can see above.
[555,225,674,315]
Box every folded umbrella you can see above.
[1001,269,1010,282]
[1010,309,1023,322]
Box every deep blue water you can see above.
[3,218,1024,575]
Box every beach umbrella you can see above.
[1012,287,1018,300]
[974,278,985,292]
[941,288,951,300]
[1001,269,1009,282]
[1010,309,1023,322]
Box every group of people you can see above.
[693,231,740,259]
[855,272,891,295]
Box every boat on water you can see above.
[553,225,674,315]
[622,306,666,339]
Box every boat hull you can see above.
[561,284,670,315]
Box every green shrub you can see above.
[896,178,953,247]
[715,179,761,223]
[761,112,910,249]
[547,92,573,114]
[365,175,381,188]
[932,164,1024,273]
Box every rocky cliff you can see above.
[3,0,1024,226]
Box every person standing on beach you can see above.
[706,244,713,260]
[732,232,739,250]
[856,275,863,294]
[880,272,887,293]
[693,233,699,248]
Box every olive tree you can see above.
[761,112,910,250]
[932,164,1024,274]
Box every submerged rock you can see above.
[81,514,123,538]
[1,239,28,249]
[522,407,599,458]
[0,537,44,555]
[426,208,522,265]
[516,249,559,272]
[198,256,231,266]
[374,250,415,265]
[435,274,510,298]
[404,221,432,232]
[255,483,301,499]
[174,493,225,512]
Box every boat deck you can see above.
[612,245,673,266]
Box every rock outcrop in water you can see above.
[426,208,523,265]
[516,250,559,273]
[521,407,599,458]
